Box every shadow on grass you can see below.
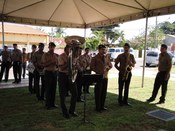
[0,83,175,131]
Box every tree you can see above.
[91,24,123,43]
[85,30,105,50]
[159,21,175,35]
[54,27,66,38]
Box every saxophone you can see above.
[65,36,85,83]
[122,54,132,81]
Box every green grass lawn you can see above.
[0,76,175,131]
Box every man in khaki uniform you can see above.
[21,48,28,79]
[58,45,78,118]
[32,43,45,101]
[11,43,22,83]
[115,43,136,106]
[42,42,58,109]
[91,44,112,112]
[146,44,172,104]
[0,46,12,82]
[27,45,37,94]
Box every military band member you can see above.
[115,43,136,106]
[32,43,45,101]
[11,44,22,83]
[146,44,172,104]
[42,42,58,109]
[21,48,28,79]
[76,47,92,101]
[90,45,112,112]
[82,47,91,93]
[27,45,37,94]
[58,45,78,118]
[0,46,12,82]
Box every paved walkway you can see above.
[0,78,28,89]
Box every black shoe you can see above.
[123,103,132,107]
[118,102,123,106]
[146,98,155,103]
[17,80,21,84]
[86,91,90,94]
[45,106,51,110]
[52,105,58,108]
[69,112,78,117]
[96,109,102,113]
[101,107,108,111]
[156,101,165,104]
[77,99,84,102]
[12,81,17,84]
[63,113,70,119]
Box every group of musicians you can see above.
[25,37,138,119]
[29,40,136,118]
[0,39,171,119]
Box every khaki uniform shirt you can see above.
[42,52,58,71]
[32,51,45,72]
[58,53,69,73]
[115,53,136,72]
[11,49,22,62]
[28,52,35,63]
[1,50,11,62]
[22,53,28,63]
[158,52,172,72]
[90,53,112,78]
[76,54,90,72]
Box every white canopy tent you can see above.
[1,0,175,87]
[0,0,175,28]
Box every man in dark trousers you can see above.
[32,43,45,101]
[115,43,136,106]
[27,45,37,94]
[11,44,22,83]
[58,45,78,118]
[90,44,112,112]
[42,42,58,109]
[0,46,12,82]
[21,48,28,79]
[146,44,172,104]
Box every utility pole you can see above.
[155,16,158,48]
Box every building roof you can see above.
[0,23,48,36]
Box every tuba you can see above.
[122,53,132,81]
[65,36,85,83]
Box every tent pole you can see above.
[84,25,87,49]
[1,17,5,48]
[141,13,148,88]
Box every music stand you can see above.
[78,74,103,127]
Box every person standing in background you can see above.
[42,42,58,110]
[82,47,91,94]
[21,48,28,79]
[146,44,172,104]
[11,44,22,84]
[0,46,12,82]
[32,43,45,101]
[27,45,37,94]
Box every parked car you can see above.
[108,47,133,61]
[146,51,175,67]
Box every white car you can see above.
[146,51,175,67]
[108,47,134,61]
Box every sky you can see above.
[39,14,175,40]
